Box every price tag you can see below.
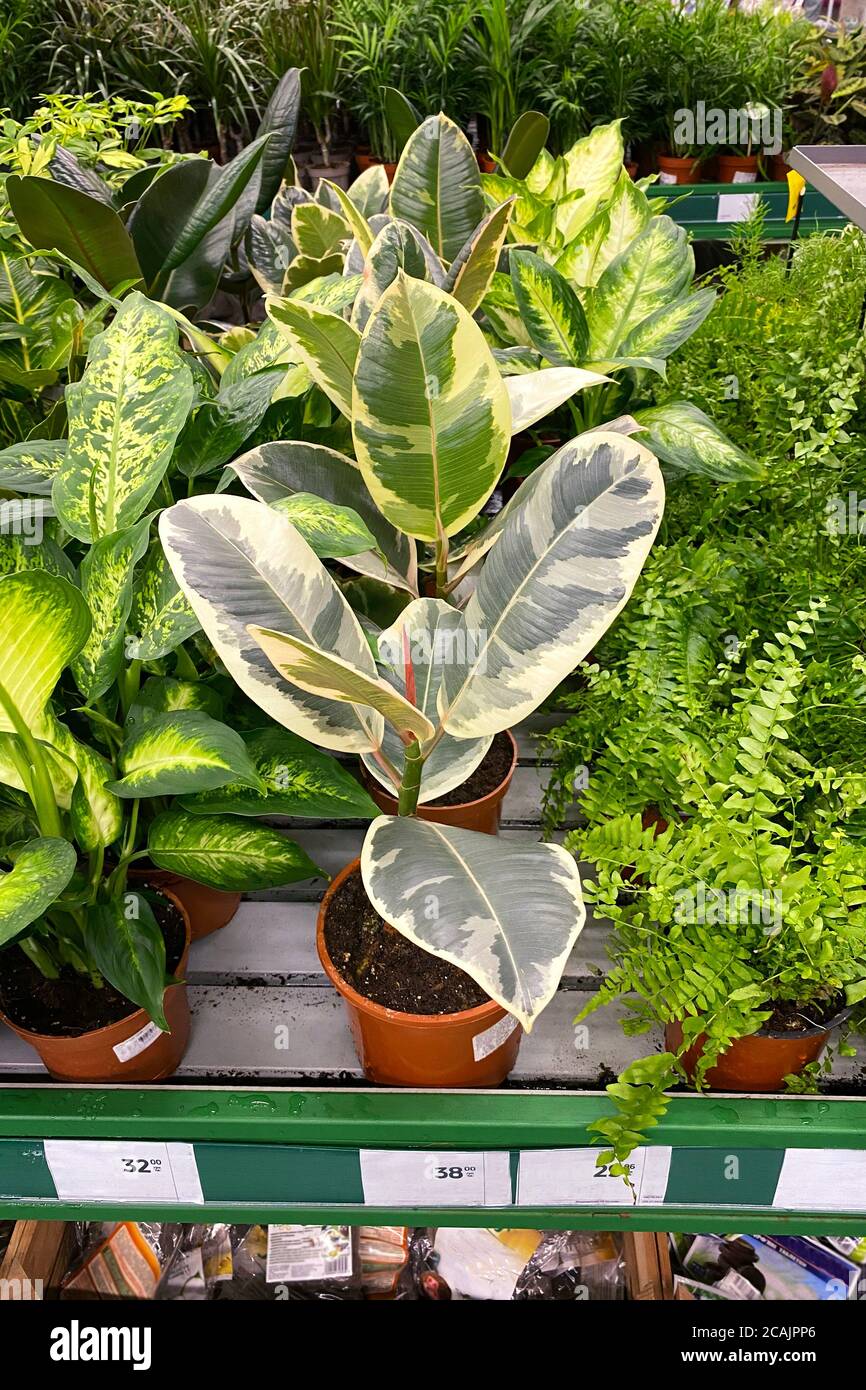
[516,1147,671,1207]
[773,1150,866,1214]
[43,1140,204,1205]
[360,1149,511,1207]
[717,192,759,223]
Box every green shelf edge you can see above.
[646,179,846,240]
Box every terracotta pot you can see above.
[318,860,522,1086]
[665,1018,830,1093]
[767,153,789,183]
[354,150,398,183]
[360,730,518,834]
[477,152,497,174]
[0,891,192,1083]
[657,153,702,186]
[717,154,759,185]
[625,160,639,180]
[128,865,240,942]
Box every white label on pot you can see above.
[773,1149,866,1213]
[657,171,677,185]
[360,1149,511,1207]
[516,1146,671,1207]
[113,1019,162,1064]
[733,169,758,184]
[472,1014,519,1062]
[717,193,759,222]
[43,1140,204,1205]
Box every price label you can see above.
[717,192,759,223]
[773,1150,866,1214]
[516,1147,671,1207]
[360,1149,511,1207]
[43,1140,204,1205]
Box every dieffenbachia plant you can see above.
[160,427,665,1029]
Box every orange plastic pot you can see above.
[717,154,759,185]
[625,160,639,180]
[354,150,397,182]
[360,731,517,834]
[768,153,789,183]
[657,153,702,185]
[0,891,192,1083]
[128,865,240,941]
[665,1019,830,1093]
[477,152,497,173]
[318,861,522,1086]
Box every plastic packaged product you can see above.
[61,1224,168,1300]
[215,1226,362,1301]
[822,1235,866,1267]
[515,1231,625,1301]
[358,1226,411,1298]
[156,1225,234,1300]
[411,1228,623,1301]
[680,1233,860,1300]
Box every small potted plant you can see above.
[569,605,866,1174]
[334,0,413,180]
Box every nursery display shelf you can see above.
[0,717,863,1233]
[646,180,846,240]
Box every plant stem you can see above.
[118,660,141,719]
[397,740,423,816]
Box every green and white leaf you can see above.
[148,809,321,891]
[633,401,763,483]
[0,439,65,496]
[361,818,585,1030]
[291,201,349,260]
[271,492,377,559]
[180,725,379,819]
[505,366,608,433]
[510,250,589,368]
[267,295,360,418]
[106,710,265,798]
[71,515,151,701]
[0,836,77,947]
[352,275,510,541]
[320,180,374,256]
[83,893,169,1031]
[159,494,384,752]
[0,571,91,732]
[389,114,484,264]
[586,217,693,361]
[126,543,201,661]
[480,272,534,348]
[351,219,436,333]
[440,432,665,737]
[53,293,194,541]
[347,164,390,217]
[230,439,418,593]
[443,200,515,316]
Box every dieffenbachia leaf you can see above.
[620,287,717,363]
[443,199,516,316]
[148,809,321,891]
[267,295,360,418]
[230,440,418,594]
[37,714,123,850]
[505,366,608,433]
[352,275,510,541]
[633,401,763,483]
[361,817,585,1031]
[106,710,265,798]
[159,494,384,752]
[53,293,194,541]
[558,118,625,240]
[555,170,651,289]
[249,624,435,742]
[83,892,169,1031]
[0,571,90,732]
[510,250,589,368]
[271,493,377,559]
[350,219,437,333]
[360,598,492,803]
[0,440,66,495]
[291,201,349,259]
[0,836,77,947]
[390,114,484,263]
[126,676,224,732]
[175,368,280,478]
[439,431,665,737]
[126,543,201,661]
[585,217,693,361]
[180,724,379,819]
[71,514,152,701]
[0,733,78,809]
[480,271,534,348]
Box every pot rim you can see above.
[318,858,506,1029]
[670,1002,851,1045]
[0,887,191,1046]
[363,728,518,812]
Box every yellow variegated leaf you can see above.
[0,571,90,733]
[267,295,360,418]
[390,114,484,263]
[559,118,625,239]
[290,200,350,259]
[443,199,515,315]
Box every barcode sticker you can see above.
[113,1020,162,1063]
[266,1225,353,1283]
[472,1014,519,1062]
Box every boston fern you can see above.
[569,604,866,1175]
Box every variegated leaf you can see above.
[83,892,168,1030]
[127,676,224,731]
[249,625,435,742]
[361,817,585,1030]
[0,571,90,733]
[559,119,625,240]
[126,542,201,661]
[586,217,693,361]
[0,837,77,947]
[0,439,65,495]
[230,440,418,594]
[555,171,651,288]
[510,250,588,367]
[443,200,515,315]
[159,495,384,752]
[0,733,78,809]
[352,275,510,541]
[481,272,534,348]
[267,296,360,418]
[347,164,390,217]
[390,114,484,263]
[0,533,74,581]
[633,401,763,482]
[321,180,374,256]
[271,493,377,559]
[291,201,349,259]
[71,515,152,701]
[175,368,280,478]
[106,710,265,797]
[36,713,123,849]
[148,808,320,891]
[53,293,194,541]
[480,175,552,241]
[360,598,491,803]
[180,724,379,819]
[505,366,608,433]
[351,219,435,333]
[440,432,665,737]
[621,287,716,362]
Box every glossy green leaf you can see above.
[71,515,152,701]
[126,543,201,662]
[502,111,550,180]
[106,710,265,798]
[126,676,224,732]
[252,67,303,214]
[620,288,716,362]
[6,176,142,292]
[148,809,321,891]
[0,837,76,947]
[175,368,279,479]
[38,714,123,850]
[83,892,169,1031]
[383,86,421,152]
[347,164,390,217]
[390,114,484,263]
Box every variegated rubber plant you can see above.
[0,287,380,1032]
[160,425,665,1030]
